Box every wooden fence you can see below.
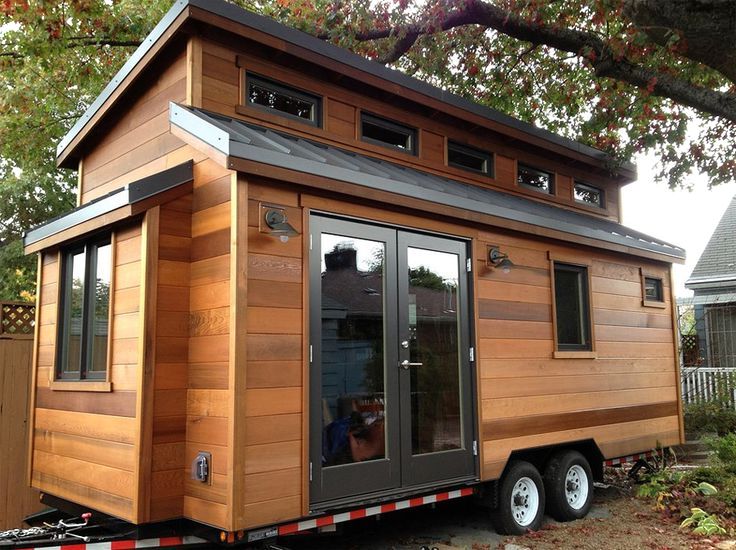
[0,301,41,529]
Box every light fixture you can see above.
[488,246,514,273]
[263,207,299,243]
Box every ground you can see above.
[282,471,729,550]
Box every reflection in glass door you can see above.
[310,215,475,505]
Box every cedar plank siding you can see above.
[31,225,142,521]
[80,50,188,205]
[241,181,303,528]
[474,233,680,479]
[182,159,233,528]
[200,38,622,222]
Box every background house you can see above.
[682,195,736,402]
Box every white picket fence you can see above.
[681,367,736,406]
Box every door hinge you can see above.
[473,440,478,456]
[309,344,313,364]
[466,257,472,273]
[309,461,313,481]
[469,347,475,362]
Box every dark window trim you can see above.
[552,260,593,353]
[517,162,554,195]
[641,270,666,308]
[245,72,322,127]
[574,180,605,209]
[56,234,112,381]
[360,112,417,155]
[447,140,494,177]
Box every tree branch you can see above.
[0,37,141,60]
[345,0,736,122]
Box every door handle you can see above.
[400,360,423,369]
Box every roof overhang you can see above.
[685,275,736,291]
[24,161,193,254]
[56,0,636,181]
[170,104,683,263]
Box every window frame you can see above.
[517,162,555,195]
[574,180,605,209]
[360,112,417,155]
[447,140,494,177]
[641,270,666,308]
[244,72,322,127]
[56,234,113,383]
[550,255,595,358]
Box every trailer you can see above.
[20,0,685,545]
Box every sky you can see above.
[621,154,736,298]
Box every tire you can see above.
[543,450,594,521]
[490,460,545,535]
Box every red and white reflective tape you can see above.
[18,535,207,549]
[278,487,474,536]
[604,450,656,467]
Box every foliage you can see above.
[265,0,736,190]
[707,433,736,473]
[680,507,727,536]
[684,381,736,436]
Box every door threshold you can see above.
[309,475,478,514]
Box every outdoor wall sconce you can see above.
[263,207,299,243]
[487,246,514,273]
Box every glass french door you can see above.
[309,215,475,505]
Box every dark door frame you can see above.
[308,212,478,507]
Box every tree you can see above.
[264,0,736,189]
[1,0,735,298]
[0,0,176,300]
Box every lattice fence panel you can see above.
[0,302,35,335]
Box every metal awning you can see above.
[680,293,736,306]
[170,104,685,262]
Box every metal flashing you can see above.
[56,0,636,178]
[173,106,683,261]
[24,160,193,248]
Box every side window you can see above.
[574,181,605,208]
[245,72,322,126]
[360,112,417,154]
[553,262,592,351]
[641,272,666,307]
[447,141,494,177]
[57,237,112,380]
[518,163,554,194]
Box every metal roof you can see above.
[170,104,683,261]
[56,0,635,178]
[686,194,736,287]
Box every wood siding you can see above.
[79,49,188,204]
[201,38,621,222]
[474,234,681,480]
[239,181,303,529]
[183,159,233,528]
[31,226,143,521]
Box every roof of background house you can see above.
[686,194,736,287]
[55,0,636,179]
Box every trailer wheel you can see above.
[543,450,593,521]
[490,461,545,535]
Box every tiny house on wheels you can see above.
[23,0,685,544]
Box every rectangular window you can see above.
[58,237,112,380]
[246,73,321,126]
[518,163,554,194]
[574,181,605,208]
[360,112,417,154]
[644,276,664,302]
[448,141,493,176]
[553,262,592,351]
